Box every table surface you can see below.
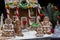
[0,31,54,40]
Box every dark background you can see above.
[38,0,60,10]
[0,0,7,21]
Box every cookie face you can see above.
[5,18,12,24]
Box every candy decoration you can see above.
[6,9,10,18]
[6,2,13,6]
[28,16,31,19]
[28,9,31,25]
[31,23,39,30]
[39,13,44,18]
[30,0,34,4]
[15,7,19,20]
[37,16,40,23]
[51,28,54,33]
[58,16,60,19]
[28,5,32,9]
[22,20,27,25]
[5,5,11,9]
[37,4,42,13]
[19,0,28,9]
[31,23,39,27]
[14,1,17,5]
[19,3,28,9]
[16,7,19,16]
[54,6,58,11]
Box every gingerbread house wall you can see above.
[9,8,37,26]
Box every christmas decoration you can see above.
[54,6,58,11]
[15,7,19,17]
[41,16,52,34]
[5,5,11,9]
[28,5,32,9]
[22,18,27,29]
[58,16,60,19]
[39,13,44,19]
[14,19,23,36]
[2,18,14,37]
[13,1,17,6]
[31,23,39,30]
[2,0,54,38]
[51,28,54,33]
[6,9,10,18]
[19,0,28,9]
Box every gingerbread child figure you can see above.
[14,19,23,36]
[41,16,52,34]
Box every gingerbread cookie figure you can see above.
[14,19,23,36]
[42,16,52,26]
[2,18,14,37]
[41,16,52,34]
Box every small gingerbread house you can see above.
[5,0,40,28]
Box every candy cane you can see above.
[6,9,10,18]
[15,7,19,20]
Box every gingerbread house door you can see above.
[21,17,27,29]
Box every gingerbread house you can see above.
[5,0,40,29]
